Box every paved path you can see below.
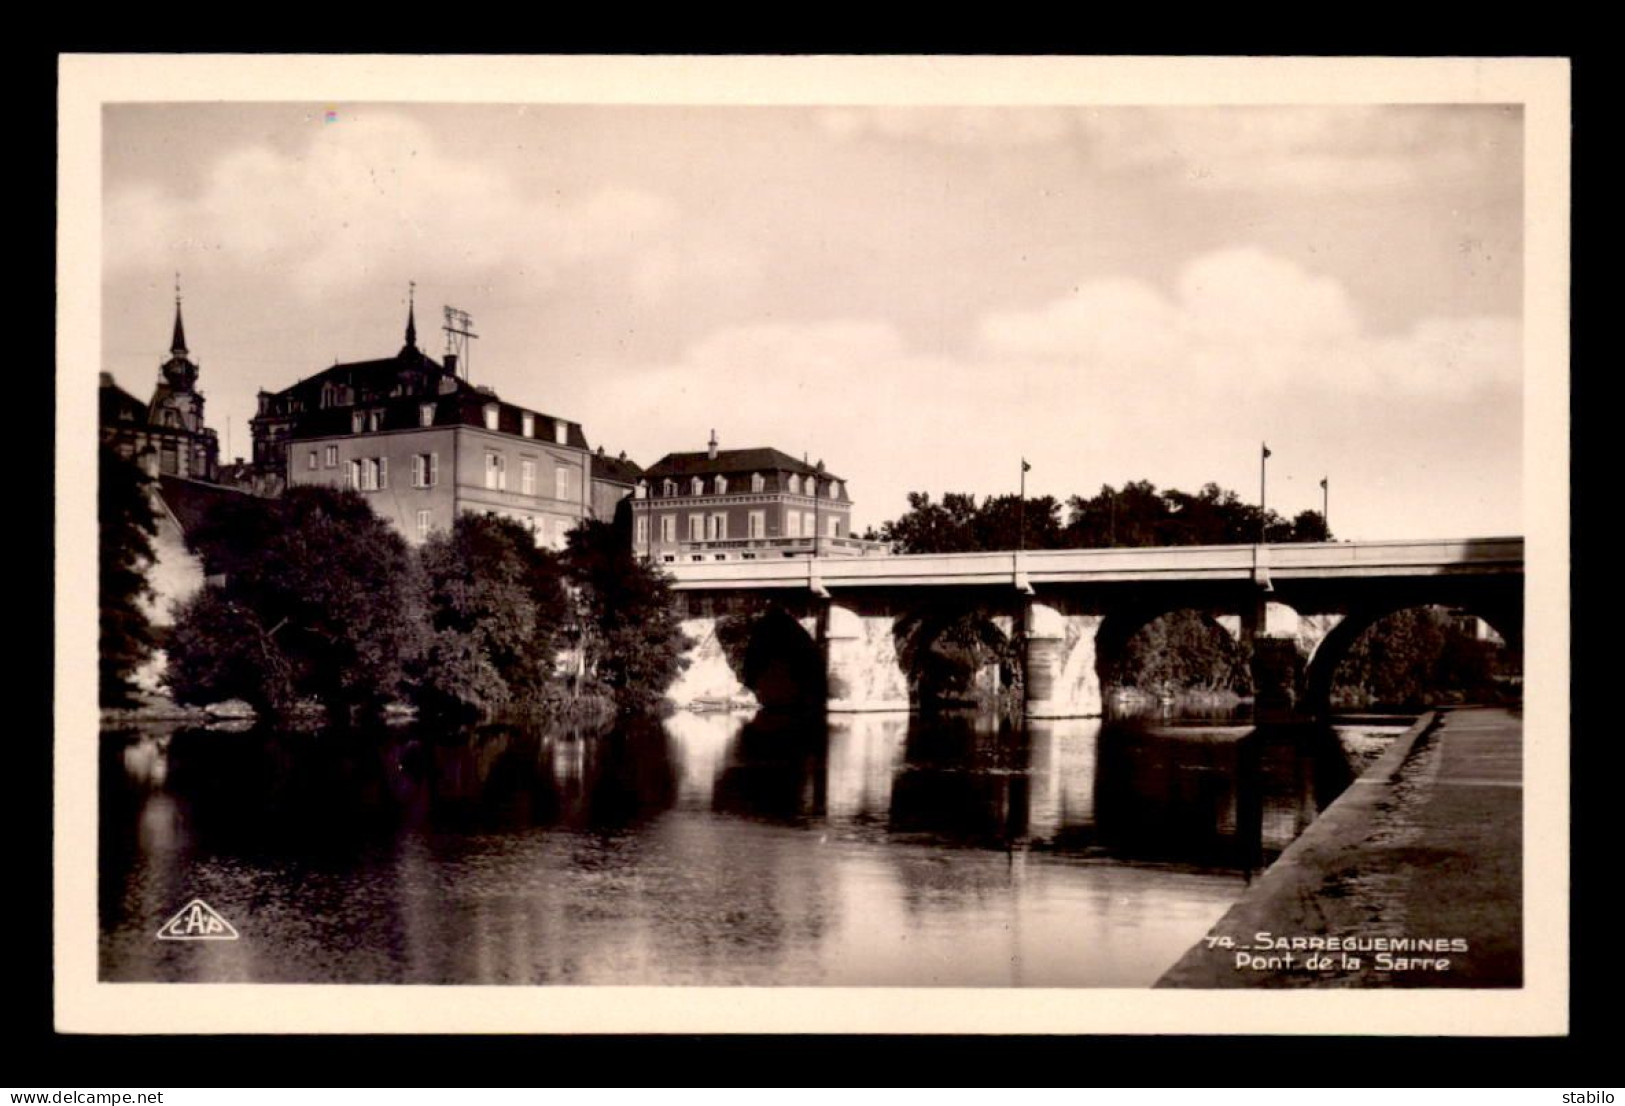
[1156,706,1523,988]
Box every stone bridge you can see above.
[660,538,1524,718]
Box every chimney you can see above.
[444,352,458,377]
[708,429,718,460]
[99,372,114,388]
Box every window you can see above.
[634,482,648,500]
[522,413,535,438]
[416,509,432,540]
[521,459,536,496]
[688,514,705,541]
[660,515,676,543]
[307,450,318,470]
[786,474,800,495]
[634,516,648,546]
[830,481,840,500]
[803,512,815,537]
[349,459,362,489]
[483,404,499,431]
[827,515,840,538]
[748,510,765,539]
[662,479,677,498]
[553,419,568,445]
[412,453,438,488]
[325,445,338,468]
[690,476,704,496]
[751,472,766,493]
[714,475,728,495]
[551,518,569,551]
[485,451,506,491]
[708,513,727,540]
[356,457,383,491]
[786,511,801,538]
[419,403,435,428]
[556,468,571,502]
[367,409,384,432]
[352,410,366,433]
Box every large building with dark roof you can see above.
[249,299,631,549]
[100,296,220,482]
[631,432,888,563]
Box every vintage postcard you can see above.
[56,54,1570,1034]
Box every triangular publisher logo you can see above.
[156,898,240,941]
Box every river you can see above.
[99,708,1381,986]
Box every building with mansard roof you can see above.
[249,298,632,549]
[99,295,220,482]
[631,431,888,563]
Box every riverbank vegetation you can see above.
[158,486,687,723]
[99,447,159,708]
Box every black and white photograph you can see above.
[57,55,1569,1034]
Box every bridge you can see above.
[659,537,1524,717]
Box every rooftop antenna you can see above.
[442,305,478,381]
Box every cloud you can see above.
[816,105,1519,194]
[1083,106,1518,192]
[610,246,1519,535]
[105,112,681,297]
[816,107,1075,148]
[978,247,1516,400]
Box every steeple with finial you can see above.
[402,280,418,353]
[160,273,199,392]
[170,272,189,356]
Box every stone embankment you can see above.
[1157,706,1523,988]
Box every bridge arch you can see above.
[714,601,826,712]
[1302,600,1522,717]
[892,601,1019,713]
[1095,605,1253,704]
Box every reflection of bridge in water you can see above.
[663,538,1523,717]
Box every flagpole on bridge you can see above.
[1321,475,1329,537]
[1259,442,1271,544]
[1019,458,1031,552]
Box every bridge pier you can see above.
[1025,601,1106,718]
[824,602,910,712]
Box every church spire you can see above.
[404,281,418,350]
[171,274,188,355]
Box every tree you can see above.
[166,485,429,717]
[564,519,689,711]
[415,513,569,716]
[99,446,158,707]
[880,478,1333,555]
[1332,606,1499,708]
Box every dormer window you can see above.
[351,410,365,433]
[751,472,765,493]
[662,479,677,497]
[714,475,728,495]
[554,419,568,445]
[829,481,840,500]
[367,409,384,432]
[690,476,704,496]
[483,404,499,431]
[419,403,435,428]
[786,474,800,495]
[522,413,535,438]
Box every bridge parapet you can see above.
[663,537,1524,592]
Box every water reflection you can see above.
[100,707,1356,986]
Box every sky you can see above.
[101,100,1525,540]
